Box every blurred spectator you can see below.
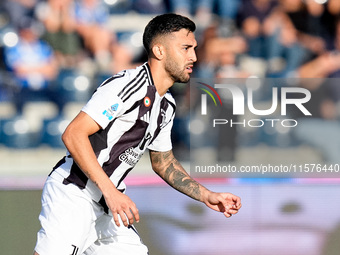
[216,0,241,20]
[280,0,326,56]
[170,0,241,27]
[263,0,335,77]
[194,21,248,162]
[291,78,340,163]
[291,0,340,78]
[285,0,340,163]
[236,0,278,59]
[133,0,166,14]
[328,0,340,15]
[196,21,249,78]
[36,0,82,68]
[1,0,340,154]
[73,0,113,71]
[235,0,303,77]
[3,18,59,113]
[234,0,340,78]
[297,51,340,79]
[109,39,143,74]
[170,0,214,27]
[2,0,39,29]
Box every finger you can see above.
[118,210,129,227]
[130,206,140,223]
[231,203,241,210]
[224,203,232,212]
[124,209,135,226]
[228,208,239,215]
[225,200,241,213]
[112,212,121,227]
[237,202,242,209]
[234,201,242,210]
[223,211,232,218]
[232,196,242,208]
[216,194,230,210]
[227,198,241,210]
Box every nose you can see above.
[190,49,197,63]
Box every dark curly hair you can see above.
[143,13,196,56]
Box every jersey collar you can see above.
[144,62,155,87]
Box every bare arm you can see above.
[149,150,241,217]
[62,111,139,227]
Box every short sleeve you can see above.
[82,85,124,129]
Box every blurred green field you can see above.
[2,185,340,255]
[0,188,172,255]
[0,190,42,255]
[0,188,176,255]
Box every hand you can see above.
[104,190,140,227]
[204,192,242,218]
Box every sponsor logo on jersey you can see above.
[119,147,143,167]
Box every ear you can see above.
[152,44,165,60]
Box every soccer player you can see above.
[34,13,242,255]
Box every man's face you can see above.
[163,29,197,83]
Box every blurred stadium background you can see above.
[1,0,340,254]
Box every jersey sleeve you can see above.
[82,84,124,129]
[147,114,174,152]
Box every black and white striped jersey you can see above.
[51,63,176,205]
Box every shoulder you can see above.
[94,64,150,103]
[99,64,148,88]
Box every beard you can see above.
[164,56,191,83]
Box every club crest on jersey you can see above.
[144,97,151,107]
[160,109,167,128]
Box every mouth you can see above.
[186,64,193,73]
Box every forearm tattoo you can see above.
[150,151,201,201]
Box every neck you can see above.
[147,59,174,96]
